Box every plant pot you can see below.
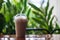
[26,34,52,40]
[45,34,52,40]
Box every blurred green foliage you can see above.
[29,0,60,34]
[0,0,60,35]
[0,0,31,34]
[0,13,6,33]
[0,0,4,9]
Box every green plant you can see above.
[0,0,28,34]
[0,13,6,33]
[0,0,60,35]
[0,0,6,34]
[28,0,60,34]
[0,0,4,10]
[0,0,32,34]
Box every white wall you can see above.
[50,0,60,24]
[28,0,47,8]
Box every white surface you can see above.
[26,38,45,40]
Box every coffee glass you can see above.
[14,14,28,40]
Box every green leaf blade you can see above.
[45,0,49,17]
[28,3,44,13]
[33,11,46,21]
[48,6,54,22]
[27,8,31,20]
[32,17,48,29]
[48,16,54,32]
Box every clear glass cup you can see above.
[14,14,28,40]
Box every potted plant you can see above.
[28,0,60,40]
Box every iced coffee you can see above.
[14,14,27,40]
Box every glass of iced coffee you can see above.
[14,14,28,40]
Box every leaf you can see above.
[33,11,45,20]
[5,13,10,23]
[27,8,31,20]
[48,16,54,32]
[0,0,3,4]
[53,23,60,34]
[55,23,60,29]
[3,4,6,14]
[48,6,54,22]
[24,0,27,11]
[0,4,2,10]
[12,5,17,15]
[0,13,6,32]
[22,0,27,13]
[6,0,12,13]
[45,0,49,17]
[0,0,4,10]
[32,17,48,29]
[50,16,54,24]
[6,0,11,8]
[28,3,44,13]
[20,0,24,4]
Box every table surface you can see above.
[0,34,60,40]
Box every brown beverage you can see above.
[14,14,27,40]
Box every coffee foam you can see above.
[14,14,27,22]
